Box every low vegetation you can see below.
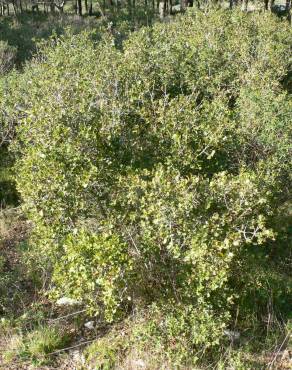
[0,2,291,369]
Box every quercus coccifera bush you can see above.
[1,8,291,359]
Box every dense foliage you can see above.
[0,7,291,367]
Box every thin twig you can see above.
[47,338,96,356]
[47,309,87,322]
[267,331,291,369]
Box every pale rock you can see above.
[84,321,95,330]
[132,359,146,368]
[56,297,81,306]
[224,329,240,341]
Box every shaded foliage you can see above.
[0,7,291,367]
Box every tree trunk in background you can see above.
[50,0,55,12]
[78,0,82,15]
[89,0,93,14]
[159,0,165,18]
[264,0,268,9]
[286,0,291,24]
[127,0,131,16]
[12,1,17,14]
[85,0,88,12]
[243,0,248,10]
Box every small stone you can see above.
[84,321,95,330]
[56,297,81,306]
[224,329,240,341]
[71,349,81,362]
[132,359,146,368]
